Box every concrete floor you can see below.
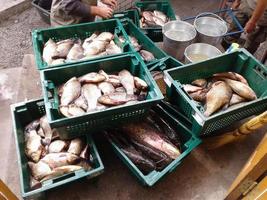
[0,1,266,200]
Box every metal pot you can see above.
[194,12,228,45]
[163,20,197,61]
[184,43,222,63]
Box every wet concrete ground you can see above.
[0,1,266,199]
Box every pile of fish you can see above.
[42,32,122,66]
[58,69,148,118]
[183,72,257,117]
[140,10,169,28]
[119,35,155,62]
[106,107,182,174]
[24,115,93,189]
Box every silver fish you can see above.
[142,11,154,21]
[134,77,148,91]
[41,152,80,169]
[25,130,43,163]
[82,33,99,50]
[95,32,114,41]
[204,81,232,117]
[80,144,90,160]
[79,72,106,83]
[67,43,84,61]
[105,41,122,55]
[28,161,52,181]
[119,69,135,95]
[76,160,92,171]
[213,72,248,85]
[74,94,88,111]
[25,119,40,133]
[183,84,203,93]
[48,140,68,153]
[67,104,86,116]
[153,16,165,26]
[98,92,137,106]
[37,127,45,138]
[40,116,53,146]
[61,77,81,106]
[98,82,115,95]
[115,87,126,93]
[98,70,109,80]
[229,93,246,106]
[191,79,207,88]
[59,106,72,118]
[153,10,168,23]
[68,138,84,155]
[129,36,142,51]
[51,58,65,65]
[222,78,256,100]
[30,176,41,189]
[83,40,109,56]
[82,84,102,111]
[41,165,83,182]
[43,39,58,65]
[140,50,155,62]
[54,39,74,59]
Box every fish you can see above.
[122,146,156,174]
[95,32,114,41]
[54,39,74,59]
[191,79,207,88]
[60,77,81,106]
[105,41,122,55]
[153,10,168,23]
[107,77,121,88]
[98,70,109,80]
[66,43,84,61]
[74,94,88,111]
[51,58,65,65]
[183,84,203,93]
[25,130,43,162]
[204,81,232,117]
[28,161,52,180]
[98,92,138,106]
[115,87,126,93]
[122,122,181,159]
[67,104,86,116]
[229,93,247,106]
[145,20,159,27]
[43,39,58,65]
[140,50,155,62]
[30,176,41,189]
[25,119,40,133]
[98,81,115,95]
[119,69,135,95]
[41,152,80,169]
[37,127,45,138]
[129,36,142,51]
[142,11,154,21]
[212,72,248,85]
[130,139,172,170]
[80,144,90,160]
[118,36,126,44]
[77,160,92,171]
[222,78,257,100]
[82,84,102,111]
[189,88,209,102]
[134,77,148,91]
[68,138,84,155]
[41,165,83,182]
[59,106,72,118]
[48,140,68,153]
[83,40,109,56]
[96,103,108,111]
[82,33,99,49]
[78,72,106,83]
[149,110,181,150]
[39,116,53,146]
[153,16,165,26]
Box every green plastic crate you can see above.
[41,53,164,139]
[32,19,132,70]
[113,9,140,26]
[147,56,183,72]
[135,1,176,42]
[164,49,267,136]
[106,101,201,186]
[121,19,167,64]
[11,99,104,199]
